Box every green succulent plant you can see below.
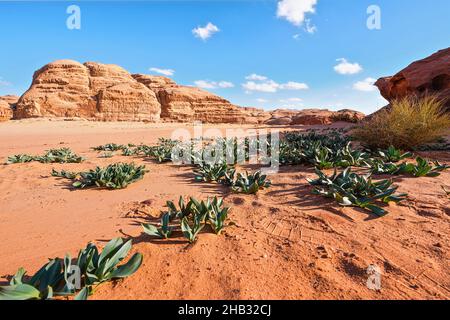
[308,168,407,216]
[377,146,413,163]
[194,162,229,182]
[51,168,78,179]
[231,171,271,194]
[142,213,173,239]
[398,157,449,177]
[0,238,142,300]
[74,163,147,189]
[6,154,35,164]
[181,215,205,243]
[75,238,143,290]
[92,143,127,152]
[6,148,84,164]
[369,157,448,177]
[206,197,230,235]
[36,148,85,163]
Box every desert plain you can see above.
[0,119,448,300]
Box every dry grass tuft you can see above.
[352,95,450,150]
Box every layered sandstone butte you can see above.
[12,59,364,124]
[375,47,450,111]
[132,74,268,124]
[14,60,266,124]
[14,60,160,121]
[0,95,18,121]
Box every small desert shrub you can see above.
[231,171,271,194]
[0,238,142,300]
[53,163,147,189]
[6,148,84,164]
[352,95,450,150]
[368,156,448,177]
[142,196,230,243]
[307,168,407,216]
[92,143,127,152]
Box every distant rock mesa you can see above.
[12,59,364,124]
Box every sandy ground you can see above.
[0,119,449,300]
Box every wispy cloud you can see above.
[194,80,234,89]
[243,75,309,93]
[304,19,317,34]
[192,22,220,41]
[277,0,318,26]
[353,77,377,92]
[256,98,269,103]
[334,58,363,75]
[246,74,268,81]
[149,67,175,76]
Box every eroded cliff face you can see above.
[0,95,18,121]
[14,60,161,121]
[11,59,365,124]
[375,47,450,111]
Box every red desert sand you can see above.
[0,119,449,300]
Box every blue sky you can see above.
[0,0,449,114]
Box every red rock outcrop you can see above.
[375,48,450,111]
[12,59,365,124]
[133,74,268,124]
[265,108,364,126]
[0,95,18,121]
[15,60,161,121]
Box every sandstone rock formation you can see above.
[12,59,364,125]
[265,108,364,126]
[375,47,450,111]
[0,95,18,121]
[15,60,160,121]
[133,74,268,124]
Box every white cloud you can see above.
[280,97,303,103]
[194,80,234,89]
[304,19,317,34]
[149,67,175,76]
[293,34,301,40]
[334,58,363,75]
[243,77,309,93]
[256,98,269,103]
[246,74,268,81]
[277,0,318,26]
[279,81,309,90]
[192,22,220,41]
[353,77,377,92]
[243,80,279,93]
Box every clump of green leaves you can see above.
[51,169,78,179]
[231,171,271,194]
[369,156,448,177]
[399,157,449,177]
[6,148,85,164]
[36,148,85,163]
[92,143,127,152]
[0,238,142,300]
[142,196,231,243]
[377,146,412,163]
[194,162,229,182]
[53,163,147,189]
[142,213,173,239]
[6,154,34,164]
[307,168,407,216]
